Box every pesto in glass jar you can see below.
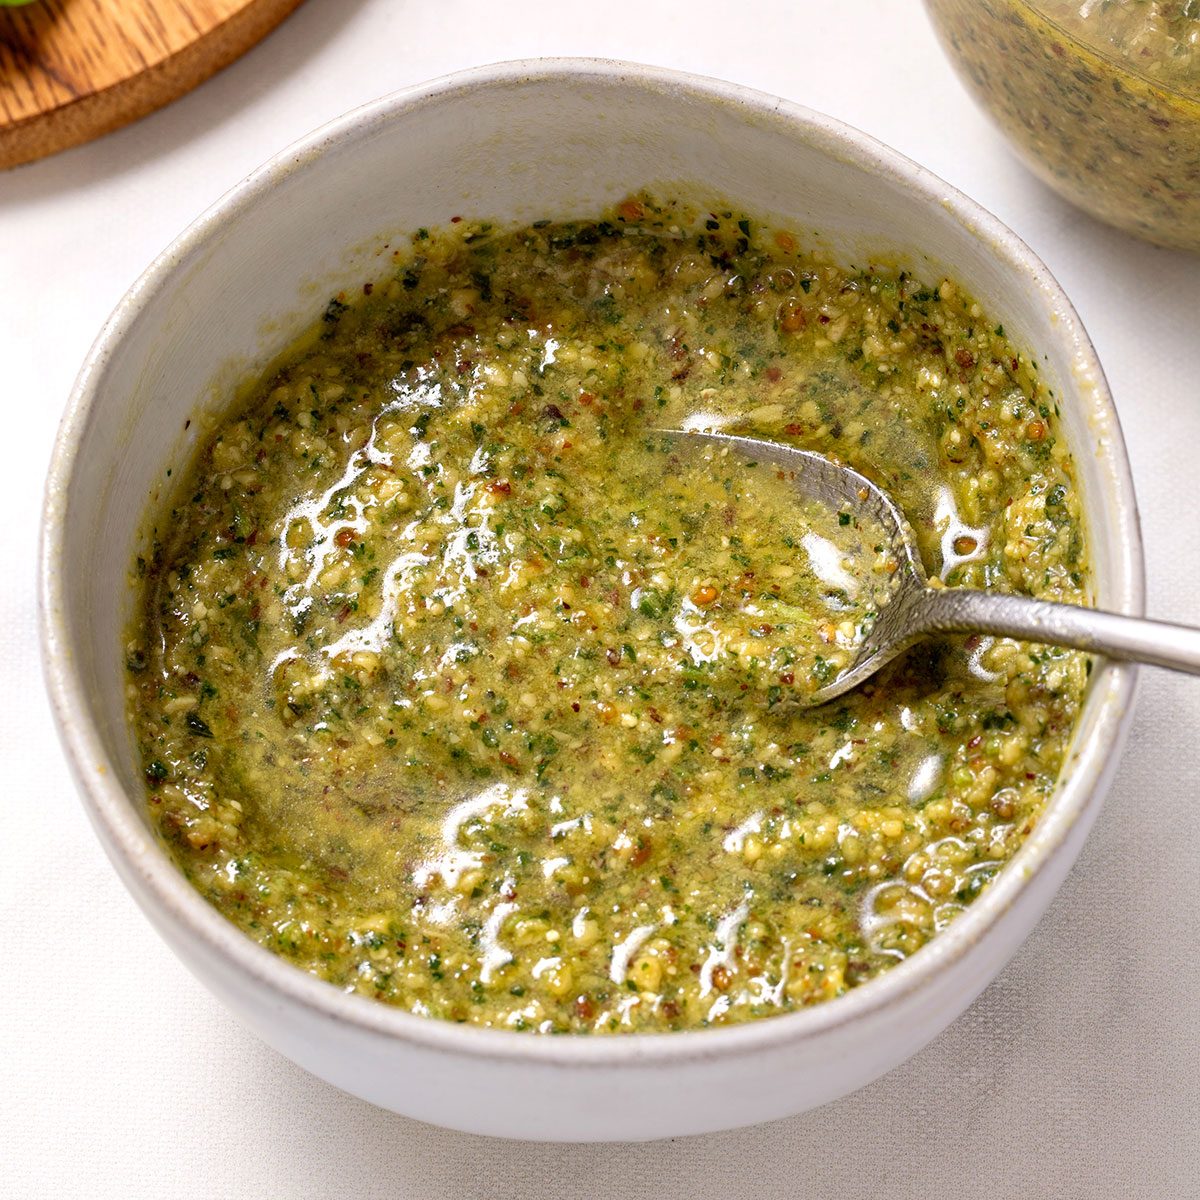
[928,0,1200,249]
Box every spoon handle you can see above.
[912,588,1200,676]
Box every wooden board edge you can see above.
[0,0,307,171]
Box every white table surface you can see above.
[3,1,1198,1194]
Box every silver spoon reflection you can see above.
[661,430,1200,706]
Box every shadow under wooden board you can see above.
[0,0,306,169]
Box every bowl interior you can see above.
[46,60,1140,983]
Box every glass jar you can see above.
[926,0,1200,251]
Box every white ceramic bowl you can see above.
[41,59,1142,1142]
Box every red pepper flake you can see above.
[784,423,804,436]
[765,366,783,382]
[334,528,355,548]
[955,348,975,370]
[487,480,511,495]
[450,215,463,223]
[335,605,352,623]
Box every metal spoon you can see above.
[662,429,1200,706]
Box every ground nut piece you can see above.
[629,951,663,993]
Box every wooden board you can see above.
[0,0,305,169]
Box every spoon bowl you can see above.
[663,428,1200,701]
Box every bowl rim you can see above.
[40,56,1144,1069]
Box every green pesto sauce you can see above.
[127,198,1090,1033]
[928,0,1200,249]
